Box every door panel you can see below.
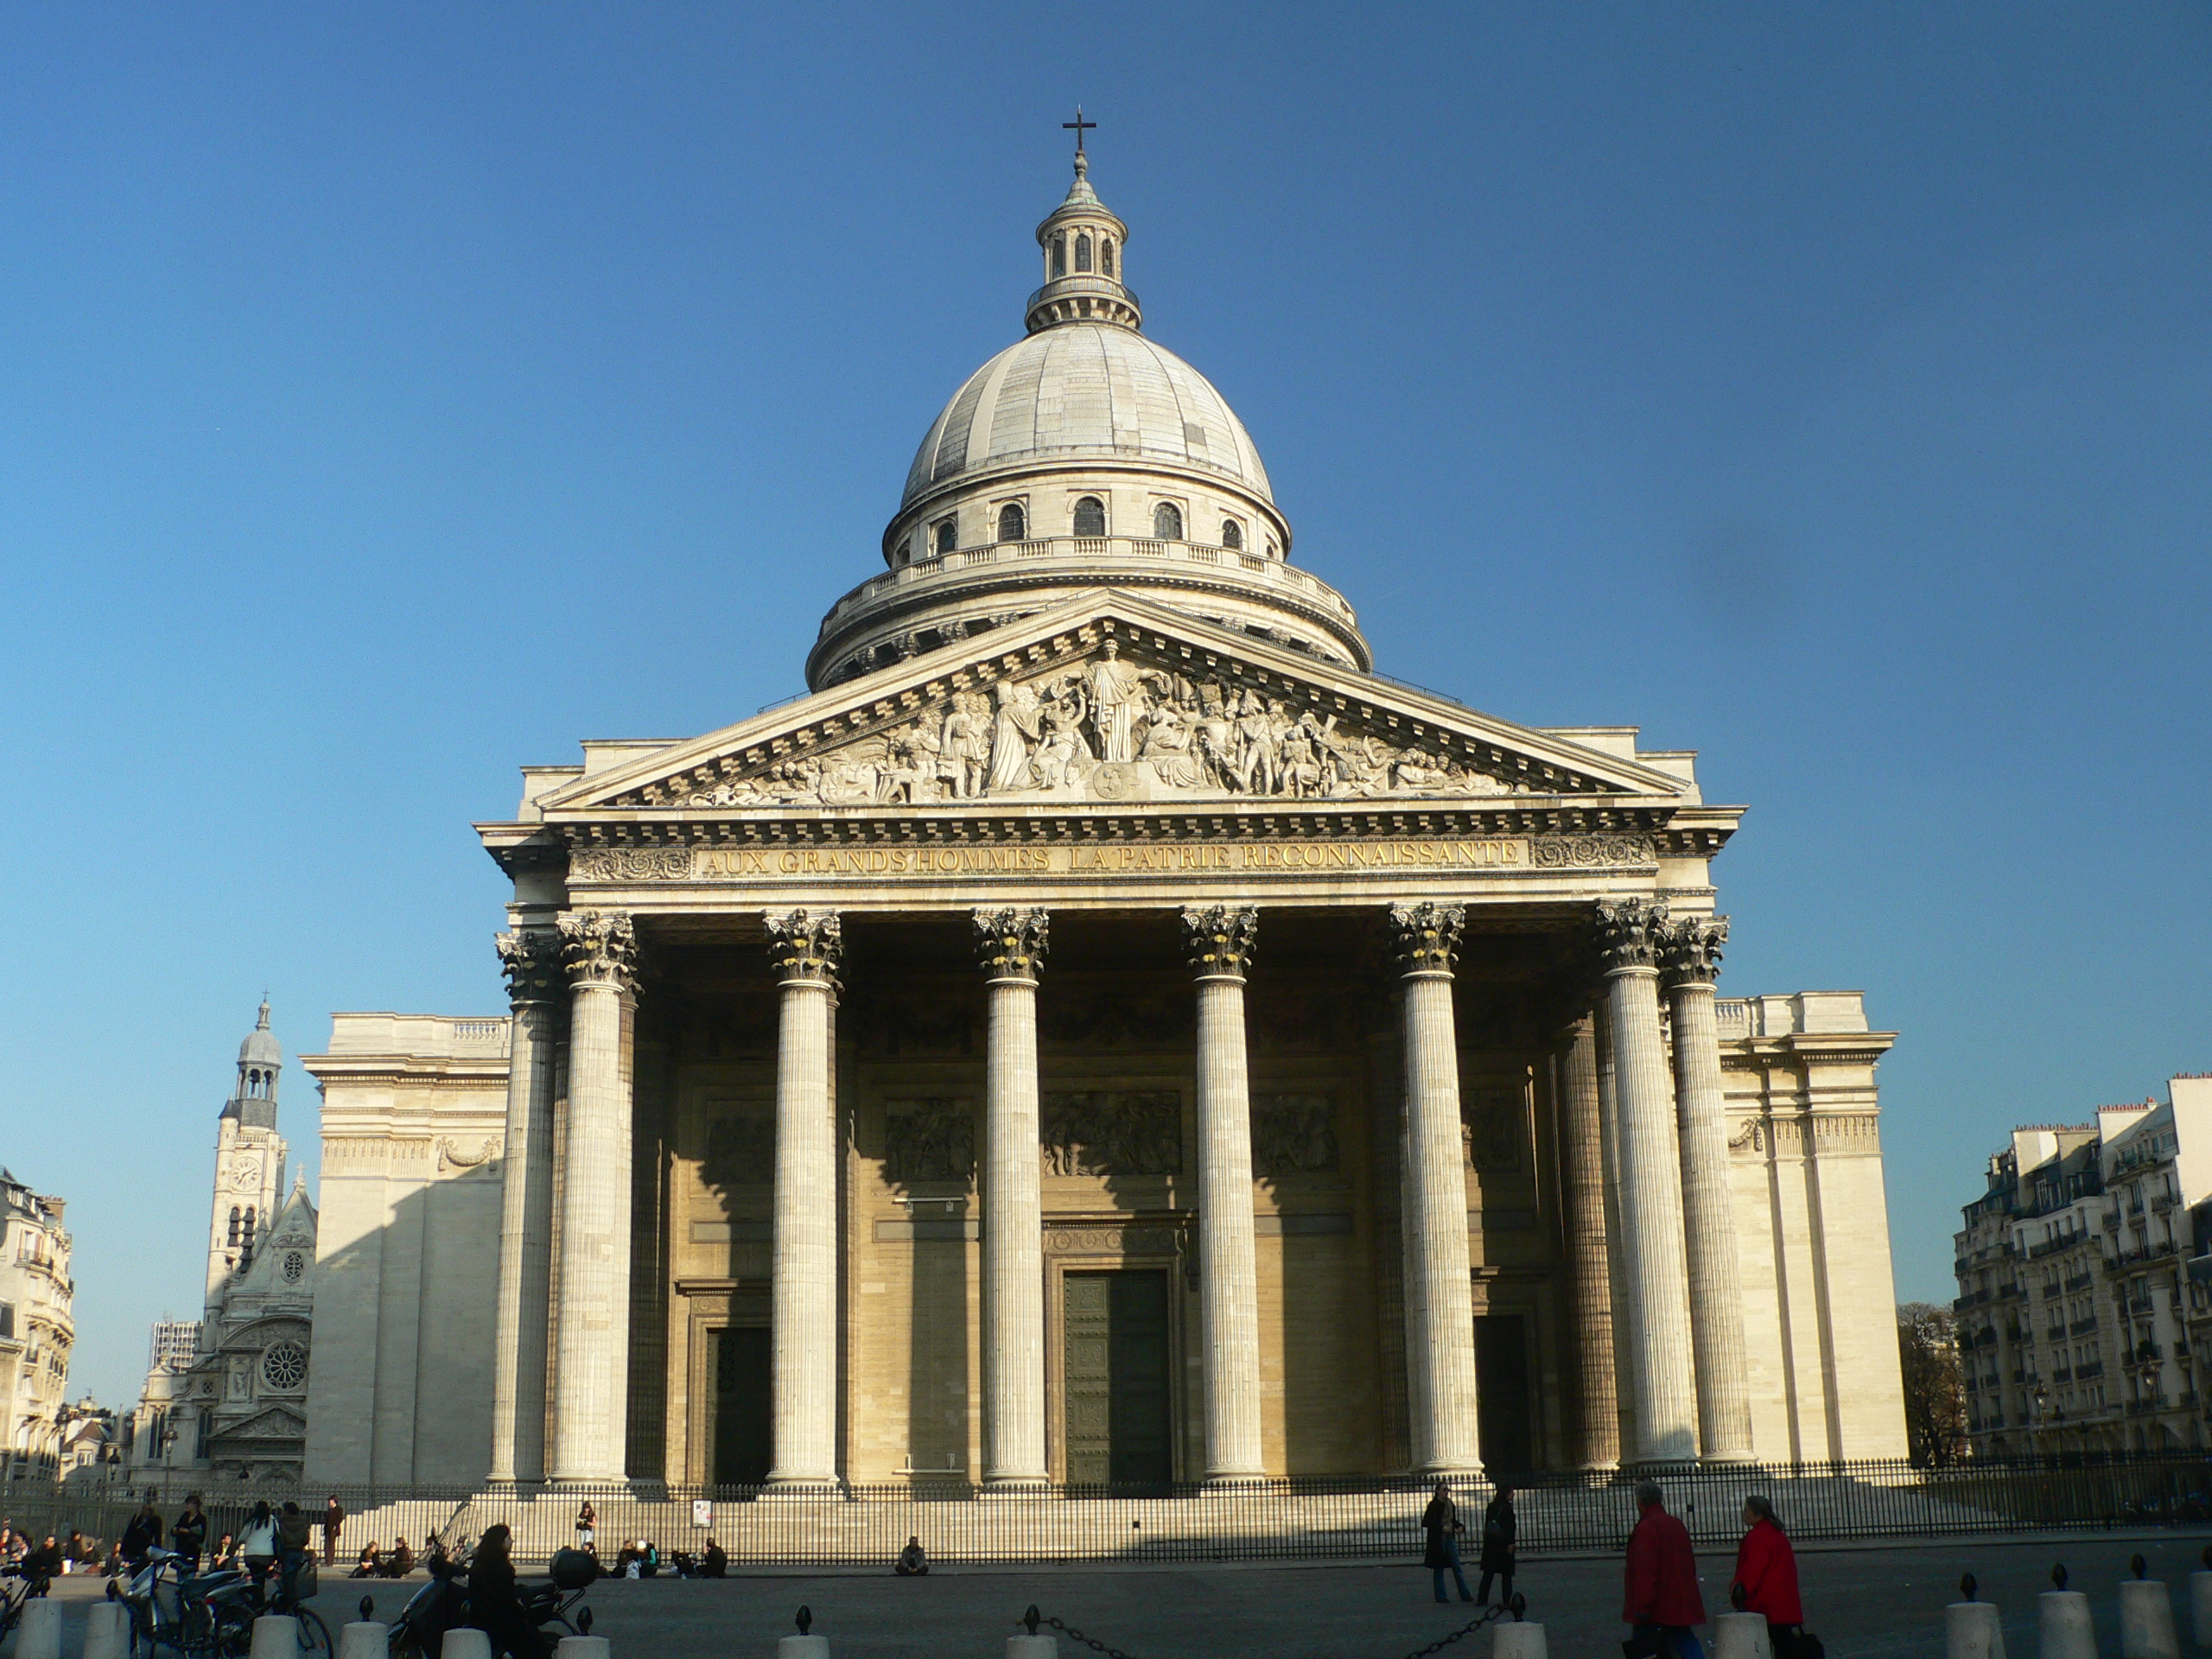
[1063,1269,1173,1492]
[1475,1314,1533,1476]
[710,1325,772,1488]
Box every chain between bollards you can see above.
[1016,1594,1525,1659]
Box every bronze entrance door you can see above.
[1063,1269,1173,1492]
[1474,1314,1534,1475]
[710,1325,772,1488]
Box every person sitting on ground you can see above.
[699,1538,728,1580]
[894,1536,928,1577]
[210,1532,238,1572]
[63,1531,86,1567]
[351,1545,382,1579]
[640,1540,660,1578]
[21,1535,63,1582]
[1624,1480,1707,1659]
[383,1538,414,1579]
[613,1541,639,1576]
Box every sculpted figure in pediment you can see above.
[941,691,991,798]
[1085,639,1147,762]
[988,679,1044,791]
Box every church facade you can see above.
[302,150,1907,1491]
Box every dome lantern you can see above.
[1026,116,1141,334]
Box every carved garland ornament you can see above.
[1180,904,1259,982]
[1659,915,1728,989]
[557,909,638,991]
[1530,834,1656,868]
[1593,898,1668,974]
[436,1137,498,1172]
[765,907,843,988]
[571,849,692,882]
[974,906,1049,982]
[1387,901,1465,976]
[494,929,563,1007]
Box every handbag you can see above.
[1621,1629,1664,1659]
[1781,1631,1823,1659]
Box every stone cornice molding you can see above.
[1659,916,1728,991]
[974,906,1050,983]
[495,929,564,1007]
[1593,898,1668,976]
[557,909,638,993]
[1387,901,1465,978]
[765,908,843,990]
[1180,904,1258,982]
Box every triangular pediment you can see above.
[537,592,1690,817]
[212,1406,306,1443]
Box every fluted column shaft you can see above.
[766,910,843,1493]
[1663,918,1755,1462]
[1389,903,1481,1475]
[551,910,638,1484]
[489,931,563,1486]
[976,908,1050,1491]
[1184,906,1264,1483]
[1559,1015,1620,1468]
[1596,899,1699,1464]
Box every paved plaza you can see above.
[26,1531,2212,1659]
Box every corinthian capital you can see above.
[765,908,843,988]
[1592,898,1669,975]
[556,910,638,992]
[1180,905,1259,982]
[973,906,1049,982]
[494,929,563,1007]
[1386,901,1465,976]
[1659,915,1728,990]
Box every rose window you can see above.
[260,1340,308,1391]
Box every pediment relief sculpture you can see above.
[605,628,1641,814]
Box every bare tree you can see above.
[1897,1301,1967,1466]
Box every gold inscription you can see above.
[688,838,1526,880]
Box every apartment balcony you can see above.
[2077,1361,2105,1379]
[2070,1316,2101,1335]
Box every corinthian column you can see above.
[489,928,563,1487]
[975,906,1050,1492]
[1388,902,1481,1475]
[1662,916,1755,1462]
[1557,1014,1620,1468]
[765,908,843,1494]
[1182,904,1265,1484]
[1594,899,1698,1463]
[552,909,639,1484]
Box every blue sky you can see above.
[3,3,2207,1408]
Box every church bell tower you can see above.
[205,999,289,1306]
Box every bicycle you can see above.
[0,1566,52,1649]
[203,1559,331,1659]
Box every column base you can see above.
[977,1476,1052,1500]
[760,1477,842,1502]
[1199,1473,1273,1493]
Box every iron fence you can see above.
[4,1454,2209,1570]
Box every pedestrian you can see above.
[322,1496,345,1567]
[119,1496,163,1568]
[171,1496,208,1570]
[894,1535,928,1577]
[1477,1482,1517,1607]
[1421,1478,1475,1605]
[699,1538,728,1579]
[1624,1481,1707,1659]
[575,1500,596,1552]
[1731,1496,1803,1656]
[239,1501,279,1608]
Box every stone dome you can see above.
[238,999,282,1066]
[900,324,1274,512]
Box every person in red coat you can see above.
[1731,1495,1803,1648]
[1624,1481,1708,1659]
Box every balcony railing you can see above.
[2070,1316,2101,1335]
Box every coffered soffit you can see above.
[525,592,1695,823]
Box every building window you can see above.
[281,1250,306,1283]
[1221,518,1243,550]
[1153,502,1183,541]
[935,518,957,556]
[1076,232,1093,274]
[0,1303,12,1339]
[227,1208,241,1246]
[997,503,1026,543]
[260,1341,308,1392]
[1102,238,1115,276]
[1072,496,1106,537]
[1052,234,1066,277]
[1266,539,1279,559]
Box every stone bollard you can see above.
[1007,1639,1056,1659]
[14,1599,61,1659]
[1718,1611,1775,1659]
[83,1599,132,1659]
[781,1605,828,1659]
[557,1638,611,1659]
[1493,1620,1548,1659]
[2190,1546,2212,1651]
[442,1628,494,1659]
[340,1619,390,1659]
[2040,1567,2095,1659]
[1948,1602,2007,1659]
[2120,1557,2180,1659]
[251,1617,305,1659]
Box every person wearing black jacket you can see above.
[467,1525,543,1659]
[1476,1484,1517,1608]
[170,1497,208,1570]
[118,1500,163,1568]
